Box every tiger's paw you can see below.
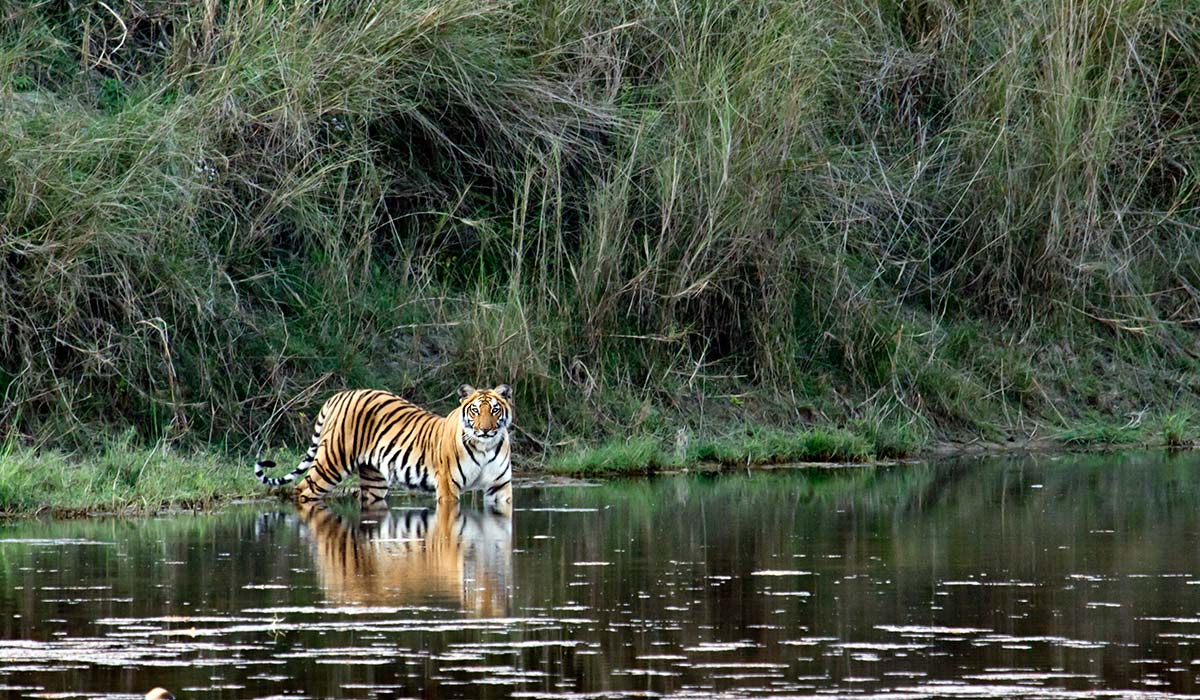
[487,500,513,517]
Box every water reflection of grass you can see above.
[547,451,1200,528]
[525,452,1200,630]
[537,465,940,528]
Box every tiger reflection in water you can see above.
[294,500,512,616]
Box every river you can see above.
[0,452,1198,698]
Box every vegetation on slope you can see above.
[1,0,1198,474]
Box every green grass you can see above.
[1056,416,1150,448]
[549,427,876,476]
[1161,411,1198,449]
[687,428,873,466]
[0,432,275,518]
[548,437,677,476]
[847,404,930,460]
[1055,411,1200,449]
[0,0,1197,470]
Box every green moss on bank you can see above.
[548,426,905,476]
[548,411,1200,477]
[0,432,274,518]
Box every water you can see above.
[0,453,1199,699]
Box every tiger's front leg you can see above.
[436,464,462,507]
[485,480,513,517]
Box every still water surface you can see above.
[1,453,1200,698]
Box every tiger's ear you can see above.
[494,384,512,400]
[457,384,476,400]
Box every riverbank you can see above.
[544,412,1199,476]
[0,432,268,519]
[1,413,1193,519]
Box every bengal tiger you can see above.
[254,384,513,511]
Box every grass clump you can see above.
[850,404,930,460]
[688,428,873,466]
[548,437,673,476]
[1056,416,1148,448]
[550,427,875,476]
[0,431,265,518]
[1057,410,1200,449]
[856,420,927,461]
[1161,411,1197,449]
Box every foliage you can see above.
[1056,415,1147,447]
[549,436,674,476]
[0,0,1198,457]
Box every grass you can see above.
[549,437,677,476]
[1052,411,1200,449]
[1162,411,1198,449]
[0,0,1197,479]
[549,426,875,476]
[0,432,273,518]
[554,409,1199,478]
[687,428,873,466]
[1056,420,1148,448]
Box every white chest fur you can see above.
[458,434,510,492]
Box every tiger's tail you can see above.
[255,413,326,486]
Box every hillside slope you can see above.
[1,0,1198,464]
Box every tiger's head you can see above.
[457,384,513,443]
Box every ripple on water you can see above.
[0,539,114,546]
[875,626,993,637]
[750,570,814,576]
[683,641,759,653]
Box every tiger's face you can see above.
[457,384,513,443]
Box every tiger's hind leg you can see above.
[293,443,345,503]
[358,462,390,508]
[294,465,341,503]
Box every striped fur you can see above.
[255,385,513,510]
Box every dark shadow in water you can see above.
[295,501,513,616]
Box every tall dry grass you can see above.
[1,0,1198,451]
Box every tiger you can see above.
[254,384,513,511]
[294,500,512,615]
